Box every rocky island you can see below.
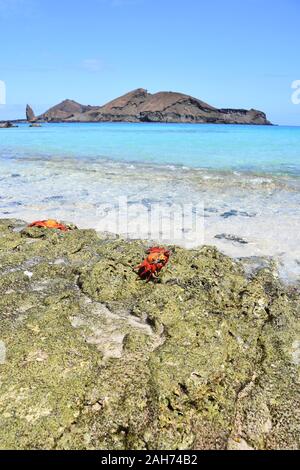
[0,218,299,450]
[27,88,271,125]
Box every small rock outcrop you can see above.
[0,121,17,128]
[26,104,35,122]
[38,89,272,125]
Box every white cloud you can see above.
[0,0,21,13]
[110,0,140,5]
[98,0,142,7]
[0,0,35,19]
[81,58,104,73]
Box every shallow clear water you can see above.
[1,122,300,281]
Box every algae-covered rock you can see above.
[0,218,299,450]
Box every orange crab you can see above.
[134,246,170,282]
[28,219,69,232]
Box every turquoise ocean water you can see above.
[1,122,300,173]
[0,123,300,281]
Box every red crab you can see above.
[134,246,170,282]
[28,219,69,232]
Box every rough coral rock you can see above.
[0,219,299,449]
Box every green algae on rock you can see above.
[0,219,299,449]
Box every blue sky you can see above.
[0,0,299,124]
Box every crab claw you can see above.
[134,246,170,282]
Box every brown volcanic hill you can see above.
[99,88,149,111]
[37,90,271,125]
[40,99,93,121]
[79,88,150,122]
[141,91,215,112]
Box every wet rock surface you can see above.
[215,233,248,245]
[0,218,299,450]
